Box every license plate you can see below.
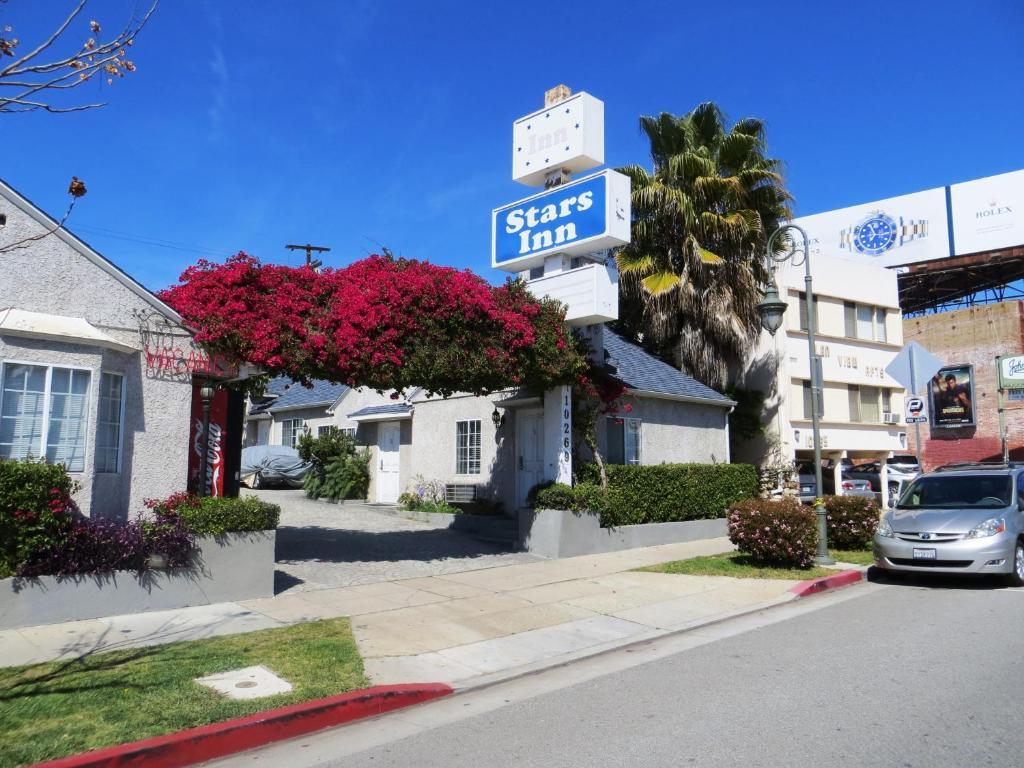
[913,548,937,559]
[801,486,813,493]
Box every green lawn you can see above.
[639,548,874,580]
[0,618,366,768]
[639,553,837,580]
[830,548,875,566]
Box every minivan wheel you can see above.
[1006,541,1024,588]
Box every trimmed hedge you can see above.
[534,463,758,527]
[728,497,817,568]
[824,495,881,550]
[178,496,280,536]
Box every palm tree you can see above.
[615,102,791,390]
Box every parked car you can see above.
[844,460,920,500]
[796,462,875,503]
[873,462,1024,585]
[240,445,310,489]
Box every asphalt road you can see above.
[218,573,1024,768]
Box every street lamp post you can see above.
[757,224,835,566]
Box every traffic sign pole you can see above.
[910,349,923,471]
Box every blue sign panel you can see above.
[492,172,612,270]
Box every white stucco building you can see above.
[0,178,232,518]
[735,253,907,497]
[245,329,736,511]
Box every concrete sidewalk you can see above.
[0,538,810,686]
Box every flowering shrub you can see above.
[727,497,818,568]
[0,459,78,578]
[824,495,880,550]
[159,252,587,397]
[145,493,280,536]
[398,476,457,514]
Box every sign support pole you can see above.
[910,350,923,471]
[998,385,1008,463]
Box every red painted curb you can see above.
[33,683,453,768]
[790,568,864,597]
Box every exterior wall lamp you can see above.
[491,407,505,428]
[757,224,834,566]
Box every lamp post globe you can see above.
[757,283,788,336]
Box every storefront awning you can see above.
[0,308,138,354]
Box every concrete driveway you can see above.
[248,489,540,594]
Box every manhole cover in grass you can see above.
[195,666,293,700]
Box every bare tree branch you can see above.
[0,0,158,114]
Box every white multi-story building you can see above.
[736,253,907,500]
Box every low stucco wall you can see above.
[0,531,275,631]
[517,508,727,559]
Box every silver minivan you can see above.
[873,463,1024,585]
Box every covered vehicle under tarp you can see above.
[240,445,310,488]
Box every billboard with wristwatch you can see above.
[790,168,1023,269]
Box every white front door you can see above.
[516,410,545,508]
[377,422,401,504]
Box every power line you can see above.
[68,222,236,258]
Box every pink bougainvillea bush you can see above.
[159,252,587,397]
[727,497,818,568]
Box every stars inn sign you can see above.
[491,169,631,272]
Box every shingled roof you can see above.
[251,378,349,415]
[603,330,734,406]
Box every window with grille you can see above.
[281,418,305,448]
[0,363,91,472]
[456,420,481,474]
[96,372,124,473]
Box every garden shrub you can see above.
[532,482,609,517]
[531,482,577,511]
[575,462,758,527]
[178,496,280,535]
[0,459,78,578]
[824,495,880,550]
[300,429,370,502]
[727,497,817,568]
[398,476,458,514]
[19,516,194,577]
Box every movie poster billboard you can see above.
[929,365,976,428]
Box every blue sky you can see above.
[2,0,1022,293]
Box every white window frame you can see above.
[96,371,125,474]
[281,417,305,448]
[606,416,642,465]
[455,419,482,475]
[844,302,889,342]
[0,360,93,473]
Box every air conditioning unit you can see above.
[882,412,900,425]
[445,484,478,503]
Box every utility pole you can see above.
[286,243,330,271]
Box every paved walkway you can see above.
[0,538,807,686]
[260,489,540,593]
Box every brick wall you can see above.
[903,300,1024,469]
